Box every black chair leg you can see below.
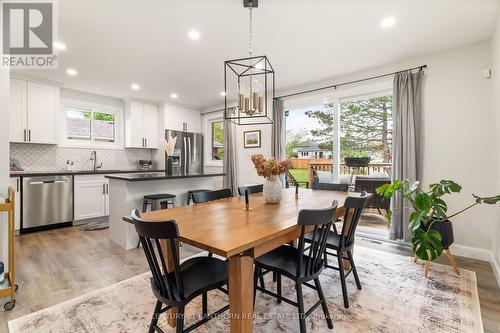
[259,268,265,289]
[202,292,208,318]
[296,283,306,333]
[176,306,185,333]
[277,273,282,304]
[337,250,350,308]
[348,250,362,290]
[314,277,333,329]
[148,300,162,333]
[324,251,328,268]
[273,271,277,282]
[253,266,259,308]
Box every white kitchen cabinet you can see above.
[143,103,159,148]
[9,78,59,144]
[125,101,158,149]
[9,79,27,143]
[163,104,201,133]
[9,177,21,231]
[74,175,109,221]
[27,82,59,144]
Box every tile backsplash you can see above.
[10,143,154,171]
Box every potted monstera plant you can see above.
[377,180,500,261]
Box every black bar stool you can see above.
[142,194,176,213]
[186,189,211,205]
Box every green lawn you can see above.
[289,168,309,188]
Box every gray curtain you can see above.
[390,70,424,241]
[223,119,238,196]
[272,98,286,186]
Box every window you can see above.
[93,112,115,142]
[211,121,224,160]
[65,107,116,144]
[67,108,91,140]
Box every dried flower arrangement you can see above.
[251,154,291,179]
[164,132,177,156]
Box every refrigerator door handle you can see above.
[183,136,187,175]
[187,136,191,174]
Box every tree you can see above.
[305,96,392,162]
[285,128,309,158]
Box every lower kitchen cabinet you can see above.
[74,175,109,221]
[9,177,21,231]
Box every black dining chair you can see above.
[254,202,338,333]
[131,210,229,333]
[192,188,232,204]
[311,182,349,192]
[305,192,368,308]
[237,184,263,196]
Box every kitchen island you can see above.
[106,172,225,249]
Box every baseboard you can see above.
[449,244,491,261]
[489,252,500,288]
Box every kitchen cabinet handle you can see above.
[145,138,147,147]
[24,129,26,141]
[106,183,109,194]
[16,178,19,192]
[103,184,106,194]
[28,129,31,142]
[29,181,44,185]
[142,138,144,147]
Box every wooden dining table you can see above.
[126,188,350,332]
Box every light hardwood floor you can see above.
[0,226,499,332]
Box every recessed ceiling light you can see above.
[131,83,140,90]
[54,41,66,50]
[188,30,200,40]
[380,16,396,28]
[66,68,77,76]
[170,93,178,99]
[220,91,226,97]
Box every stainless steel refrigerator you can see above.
[164,130,203,176]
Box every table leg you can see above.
[229,254,254,333]
[160,239,179,327]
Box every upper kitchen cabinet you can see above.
[124,101,158,149]
[163,104,202,133]
[9,79,59,144]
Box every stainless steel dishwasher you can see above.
[22,175,73,230]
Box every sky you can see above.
[285,105,328,140]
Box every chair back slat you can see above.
[237,184,263,196]
[131,209,183,301]
[192,188,232,203]
[311,182,348,192]
[340,192,368,248]
[296,201,337,277]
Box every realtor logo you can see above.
[1,1,57,68]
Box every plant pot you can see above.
[263,176,283,204]
[430,219,454,248]
[344,157,371,167]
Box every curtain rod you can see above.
[275,65,427,100]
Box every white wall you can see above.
[490,17,500,283]
[206,40,499,265]
[0,68,10,267]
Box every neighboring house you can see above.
[294,142,332,159]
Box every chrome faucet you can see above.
[90,150,103,172]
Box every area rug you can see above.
[8,247,483,333]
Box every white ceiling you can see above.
[14,0,500,109]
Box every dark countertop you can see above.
[10,169,165,177]
[105,172,225,182]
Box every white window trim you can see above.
[59,99,124,150]
[203,111,224,167]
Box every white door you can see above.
[74,181,107,220]
[143,103,158,148]
[9,177,21,231]
[126,102,144,148]
[9,79,27,143]
[27,82,58,144]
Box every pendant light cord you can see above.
[249,8,253,57]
